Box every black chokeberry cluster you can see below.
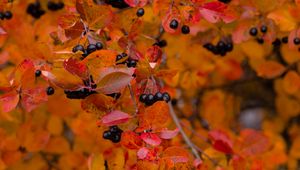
[64,76,97,99]
[0,11,13,20]
[104,0,129,9]
[115,53,137,68]
[26,1,45,19]
[103,126,123,143]
[47,1,64,11]
[249,25,268,44]
[72,42,103,59]
[139,92,171,106]
[203,40,233,56]
[153,40,167,48]
[46,86,55,95]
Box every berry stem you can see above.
[167,102,201,159]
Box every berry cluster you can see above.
[47,1,64,11]
[46,86,55,95]
[104,0,129,9]
[139,92,171,106]
[169,19,190,34]
[249,25,268,44]
[26,1,45,19]
[203,40,233,56]
[64,76,97,99]
[116,53,137,68]
[103,126,123,143]
[72,42,103,59]
[0,11,13,20]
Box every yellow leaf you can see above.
[88,153,105,170]
[47,115,63,135]
[255,61,285,79]
[267,8,296,32]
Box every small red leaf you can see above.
[140,132,162,146]
[101,110,131,126]
[159,128,179,139]
[199,2,236,23]
[21,87,48,112]
[137,147,149,159]
[63,58,89,79]
[208,129,233,154]
[124,0,148,7]
[0,91,19,113]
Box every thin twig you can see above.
[128,85,138,115]
[168,102,200,159]
[192,144,222,167]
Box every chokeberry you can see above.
[56,2,65,9]
[154,92,163,101]
[127,59,137,68]
[272,38,281,46]
[294,38,300,45]
[225,42,233,52]
[218,0,231,3]
[104,0,129,9]
[249,27,258,36]
[153,40,167,48]
[145,94,155,106]
[35,70,41,77]
[260,25,268,33]
[181,25,190,34]
[121,52,127,57]
[139,94,147,103]
[116,54,123,62]
[95,42,103,50]
[87,44,97,54]
[169,19,179,29]
[72,44,85,53]
[136,8,144,17]
[281,37,288,44]
[0,13,4,20]
[203,43,214,51]
[3,11,12,20]
[111,134,121,143]
[110,126,121,133]
[162,92,171,102]
[27,2,45,19]
[46,86,55,95]
[103,131,112,139]
[256,38,264,44]
[217,41,225,50]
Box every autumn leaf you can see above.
[140,132,162,146]
[0,91,19,113]
[159,128,179,139]
[199,2,237,23]
[63,57,89,80]
[101,110,131,126]
[208,129,233,154]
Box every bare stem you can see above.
[168,102,200,159]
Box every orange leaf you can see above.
[255,60,285,79]
[0,91,19,113]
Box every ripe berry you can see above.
[110,126,121,133]
[0,13,4,20]
[225,42,233,52]
[153,40,167,48]
[145,94,155,106]
[111,134,121,143]
[56,2,65,9]
[203,43,214,51]
[3,11,12,20]
[256,38,264,44]
[217,41,225,50]
[105,0,129,9]
[27,2,45,19]
[35,70,41,77]
[272,38,281,46]
[294,38,300,45]
[249,27,258,36]
[87,44,97,54]
[162,92,171,102]
[95,42,103,50]
[72,44,85,53]
[139,94,147,103]
[154,92,163,101]
[169,19,179,29]
[116,54,123,62]
[46,86,55,95]
[181,25,190,34]
[127,59,137,68]
[103,131,112,139]
[121,52,127,57]
[260,25,268,33]
[218,0,231,3]
[282,37,288,44]
[136,8,144,17]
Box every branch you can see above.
[168,102,200,159]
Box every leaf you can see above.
[125,0,148,7]
[162,7,181,34]
[236,129,270,157]
[0,91,19,113]
[208,129,233,154]
[96,68,134,94]
[20,87,48,112]
[137,147,149,159]
[101,110,131,126]
[162,146,191,165]
[88,153,105,170]
[58,14,81,29]
[267,8,296,32]
[159,128,179,139]
[255,60,286,79]
[199,2,236,23]
[140,132,162,146]
[121,131,143,150]
[81,93,114,115]
[63,58,89,79]
[283,71,300,95]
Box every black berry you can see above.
[153,40,167,48]
[139,94,147,103]
[154,92,163,101]
[272,38,281,46]
[136,8,144,17]
[260,25,268,33]
[181,25,190,34]
[95,42,103,50]
[256,38,264,44]
[0,13,4,20]
[218,0,231,3]
[145,94,155,106]
[46,86,55,95]
[127,59,137,68]
[116,54,123,62]
[104,0,129,9]
[27,2,45,19]
[103,131,112,139]
[281,37,288,44]
[294,38,300,45]
[35,70,41,77]
[87,44,97,54]
[169,19,179,29]
[162,92,171,102]
[72,44,85,53]
[225,42,233,52]
[111,134,121,143]
[249,27,258,36]
[3,11,12,20]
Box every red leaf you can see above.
[162,8,181,34]
[140,132,162,146]
[199,2,236,23]
[208,129,233,154]
[137,147,149,159]
[63,58,89,80]
[20,87,48,112]
[159,128,179,139]
[121,131,143,149]
[101,110,131,126]
[0,91,19,113]
[0,27,6,35]
[125,0,148,7]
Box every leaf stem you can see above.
[128,85,138,115]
